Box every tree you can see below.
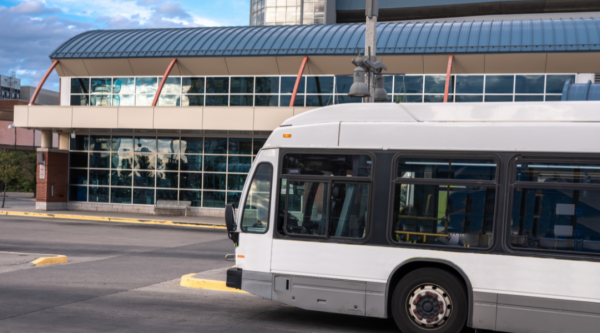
[21,152,37,197]
[0,149,21,208]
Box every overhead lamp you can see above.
[373,75,389,102]
[348,66,370,98]
[7,124,14,129]
[71,130,76,139]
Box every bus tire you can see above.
[391,268,467,333]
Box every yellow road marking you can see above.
[179,273,247,293]
[0,251,69,266]
[0,211,227,230]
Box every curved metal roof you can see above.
[50,19,600,59]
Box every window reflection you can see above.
[91,78,112,93]
[241,163,273,233]
[136,77,157,94]
[113,78,135,94]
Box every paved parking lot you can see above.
[0,214,484,333]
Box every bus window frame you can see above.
[276,149,376,244]
[386,152,502,252]
[504,154,600,260]
[240,162,274,235]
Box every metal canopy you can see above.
[50,18,600,59]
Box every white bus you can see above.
[224,102,600,333]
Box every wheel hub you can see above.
[408,285,451,327]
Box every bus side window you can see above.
[241,163,273,233]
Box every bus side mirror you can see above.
[225,204,236,232]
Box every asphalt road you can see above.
[0,215,485,333]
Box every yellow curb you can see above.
[32,255,68,266]
[180,273,247,293]
[0,210,227,230]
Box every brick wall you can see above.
[36,151,69,203]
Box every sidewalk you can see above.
[0,198,225,228]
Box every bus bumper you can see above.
[226,268,243,289]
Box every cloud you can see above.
[7,1,61,15]
[136,0,165,5]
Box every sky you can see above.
[0,0,250,92]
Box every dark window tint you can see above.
[516,75,544,94]
[335,76,353,94]
[89,136,110,151]
[282,154,372,177]
[516,163,600,184]
[228,174,248,191]
[284,180,328,236]
[69,186,87,201]
[397,158,496,181]
[204,174,226,190]
[71,95,89,106]
[280,94,304,107]
[182,95,204,106]
[306,77,333,94]
[335,95,363,104]
[485,95,513,102]
[281,76,304,94]
[230,95,253,106]
[227,192,242,208]
[204,191,225,208]
[89,186,109,203]
[180,154,202,171]
[255,95,279,106]
[180,137,203,154]
[70,169,87,185]
[133,188,154,205]
[546,75,575,94]
[134,154,156,170]
[206,77,229,93]
[157,154,178,171]
[545,95,562,101]
[70,136,88,151]
[306,95,333,106]
[157,189,178,201]
[515,95,544,102]
[89,170,110,185]
[392,183,495,248]
[205,95,228,106]
[241,163,273,233]
[70,152,88,168]
[485,75,513,94]
[180,172,202,189]
[455,95,483,103]
[134,171,155,187]
[425,75,451,94]
[71,78,90,94]
[228,156,252,172]
[90,153,110,168]
[253,138,266,154]
[395,95,423,103]
[395,75,424,94]
[204,156,227,172]
[455,76,483,94]
[255,77,279,93]
[156,172,178,188]
[204,138,227,154]
[111,188,131,204]
[231,77,254,93]
[180,190,201,207]
[182,77,204,93]
[330,183,369,239]
[111,170,132,186]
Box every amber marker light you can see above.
[237,255,245,258]
[283,134,292,138]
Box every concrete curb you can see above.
[0,210,227,230]
[32,255,69,266]
[180,273,247,293]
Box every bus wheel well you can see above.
[386,260,472,326]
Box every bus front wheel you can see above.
[391,268,467,333]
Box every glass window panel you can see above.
[230,95,253,106]
[71,78,90,94]
[159,77,181,94]
[90,153,110,168]
[306,95,333,106]
[135,94,154,106]
[180,154,202,171]
[395,75,424,94]
[455,76,484,94]
[157,189,178,201]
[227,192,242,208]
[71,95,89,106]
[133,188,155,205]
[206,77,229,93]
[69,186,87,201]
[546,75,575,94]
[134,171,155,187]
[425,75,450,94]
[70,136,89,151]
[515,75,544,94]
[398,158,497,181]
[516,162,600,183]
[228,174,248,191]
[204,138,227,154]
[394,95,423,103]
[255,95,279,106]
[204,173,226,190]
[485,95,513,102]
[91,78,112,94]
[157,137,178,153]
[253,138,267,154]
[330,183,369,239]
[229,138,252,155]
[111,170,132,186]
[280,94,304,107]
[265,7,276,22]
[180,172,202,189]
[485,75,514,94]
[70,152,88,168]
[276,6,286,22]
[335,95,363,104]
[112,95,135,106]
[281,76,304,94]
[335,76,353,94]
[134,154,156,170]
[515,95,544,102]
[181,95,204,106]
[112,137,133,152]
[135,137,156,152]
[89,136,110,151]
[392,184,495,248]
[231,77,254,93]
[111,188,132,204]
[157,154,179,171]
[180,137,203,154]
[307,76,334,94]
[136,77,158,94]
[545,95,562,101]
[228,156,252,173]
[384,76,393,93]
[284,180,328,236]
[241,164,273,232]
[283,154,372,177]
[89,170,110,185]
[204,191,226,208]
[180,190,201,207]
[205,95,228,106]
[255,77,279,93]
[113,77,135,94]
[424,95,445,103]
[158,95,180,107]
[69,169,88,185]
[455,95,483,102]
[204,155,227,172]
[182,77,204,94]
[89,186,109,203]
[156,172,178,188]
[90,95,111,106]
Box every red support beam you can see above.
[290,56,308,107]
[443,55,453,103]
[29,60,59,105]
[152,58,178,107]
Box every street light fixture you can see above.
[7,124,14,129]
[71,130,76,139]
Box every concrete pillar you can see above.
[59,133,70,150]
[40,130,52,148]
[35,148,69,211]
